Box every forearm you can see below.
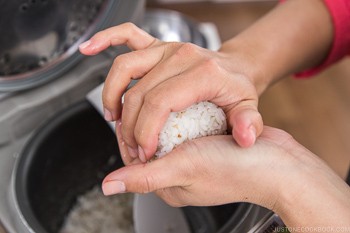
[219,0,333,95]
[277,166,350,228]
[242,135,350,228]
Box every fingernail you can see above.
[127,146,138,158]
[138,146,146,163]
[249,125,257,142]
[116,120,122,126]
[79,40,91,50]
[104,108,113,121]
[102,180,126,196]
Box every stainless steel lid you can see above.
[0,0,119,92]
[141,9,207,47]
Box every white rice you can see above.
[59,186,134,233]
[156,101,227,157]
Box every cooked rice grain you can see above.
[156,101,227,157]
[59,186,134,233]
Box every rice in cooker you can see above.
[156,101,227,157]
[59,186,134,233]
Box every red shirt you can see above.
[282,0,350,77]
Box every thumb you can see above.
[227,100,263,147]
[102,154,187,196]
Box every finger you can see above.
[79,22,158,55]
[102,153,189,196]
[134,67,222,160]
[226,100,263,147]
[102,45,167,121]
[115,120,141,165]
[120,43,197,155]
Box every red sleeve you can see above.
[281,0,350,78]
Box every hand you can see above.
[101,126,350,228]
[102,126,297,207]
[79,23,263,164]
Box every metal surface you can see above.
[248,213,285,233]
[13,101,121,233]
[86,83,115,131]
[0,0,119,92]
[134,193,191,233]
[0,1,145,232]
[141,9,207,47]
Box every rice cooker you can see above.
[0,0,144,232]
[0,2,276,233]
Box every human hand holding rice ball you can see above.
[114,101,228,163]
[79,23,264,164]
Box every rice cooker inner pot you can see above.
[14,101,253,233]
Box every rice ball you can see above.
[155,101,227,157]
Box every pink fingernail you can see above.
[102,180,126,196]
[249,125,257,143]
[127,146,138,158]
[138,146,146,163]
[79,40,91,50]
[104,108,113,121]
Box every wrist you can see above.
[273,153,350,227]
[219,0,333,95]
[219,39,272,96]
